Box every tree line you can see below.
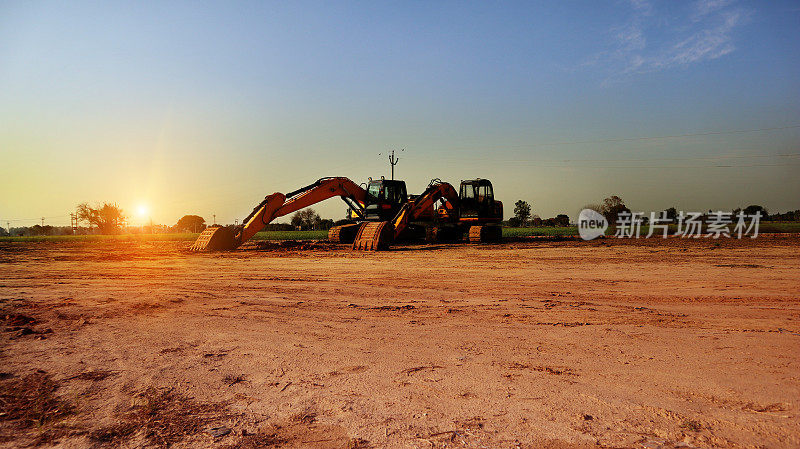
[2,200,797,237]
[0,203,337,236]
[506,196,798,228]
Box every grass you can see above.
[756,222,800,233]
[0,371,75,445]
[680,418,704,432]
[505,221,800,238]
[89,387,227,448]
[0,233,199,243]
[0,230,329,243]
[503,227,578,238]
[252,230,328,241]
[1,222,798,243]
[616,221,800,237]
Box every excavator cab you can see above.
[332,177,409,246]
[458,178,503,243]
[364,178,408,221]
[459,179,501,221]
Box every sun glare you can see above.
[137,204,149,218]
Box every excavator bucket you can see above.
[352,221,393,251]
[190,226,238,251]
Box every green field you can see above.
[1,228,573,242]
[615,222,800,236]
[506,222,800,238]
[0,230,329,243]
[1,222,798,243]
[0,233,199,243]
[252,230,328,241]
[503,227,579,237]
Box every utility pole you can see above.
[41,217,45,227]
[213,214,216,225]
[388,149,402,180]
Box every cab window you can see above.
[384,184,396,202]
[382,183,406,204]
[461,184,476,199]
[368,183,381,200]
[478,184,493,202]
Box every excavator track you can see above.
[328,223,362,244]
[468,225,502,243]
[352,221,393,251]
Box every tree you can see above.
[30,225,54,236]
[555,214,570,226]
[743,205,768,219]
[334,218,355,227]
[601,196,630,224]
[513,200,532,226]
[664,207,677,222]
[77,202,126,234]
[290,209,320,230]
[174,215,206,233]
[315,218,335,230]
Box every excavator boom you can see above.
[391,181,459,237]
[191,177,367,251]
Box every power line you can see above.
[426,124,800,152]
[521,162,800,169]
[0,214,71,223]
[451,160,800,169]
[427,151,800,164]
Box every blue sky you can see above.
[1,1,798,226]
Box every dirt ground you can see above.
[1,236,798,449]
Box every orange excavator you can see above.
[441,178,504,242]
[190,177,503,251]
[327,177,409,244]
[191,177,371,251]
[349,179,459,250]
[351,178,504,250]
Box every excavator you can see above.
[327,177,408,244]
[444,178,504,242]
[190,177,502,252]
[353,178,504,249]
[190,176,406,251]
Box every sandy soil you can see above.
[1,236,799,448]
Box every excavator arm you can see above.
[351,180,459,251]
[191,177,367,251]
[391,181,458,237]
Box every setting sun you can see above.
[136,204,149,218]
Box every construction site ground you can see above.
[1,236,798,448]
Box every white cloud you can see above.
[665,10,741,66]
[629,0,654,16]
[614,23,646,52]
[589,0,747,78]
[693,0,732,19]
